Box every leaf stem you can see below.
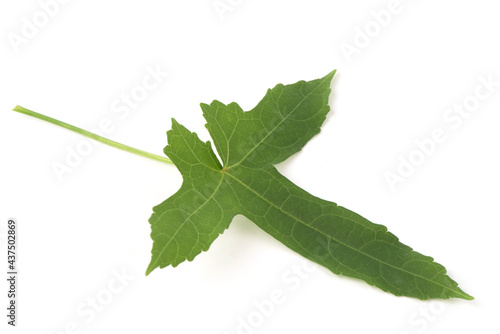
[12,105,174,165]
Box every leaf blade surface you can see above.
[148,71,472,300]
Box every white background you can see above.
[1,0,499,333]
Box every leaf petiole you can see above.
[12,105,174,165]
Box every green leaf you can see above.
[147,71,472,300]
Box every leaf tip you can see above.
[324,69,337,83]
[168,118,187,137]
[145,261,157,276]
[457,290,474,301]
[170,117,180,127]
[200,102,212,118]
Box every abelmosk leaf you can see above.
[146,71,472,300]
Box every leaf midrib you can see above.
[224,170,467,299]
[225,75,330,170]
[149,174,225,269]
